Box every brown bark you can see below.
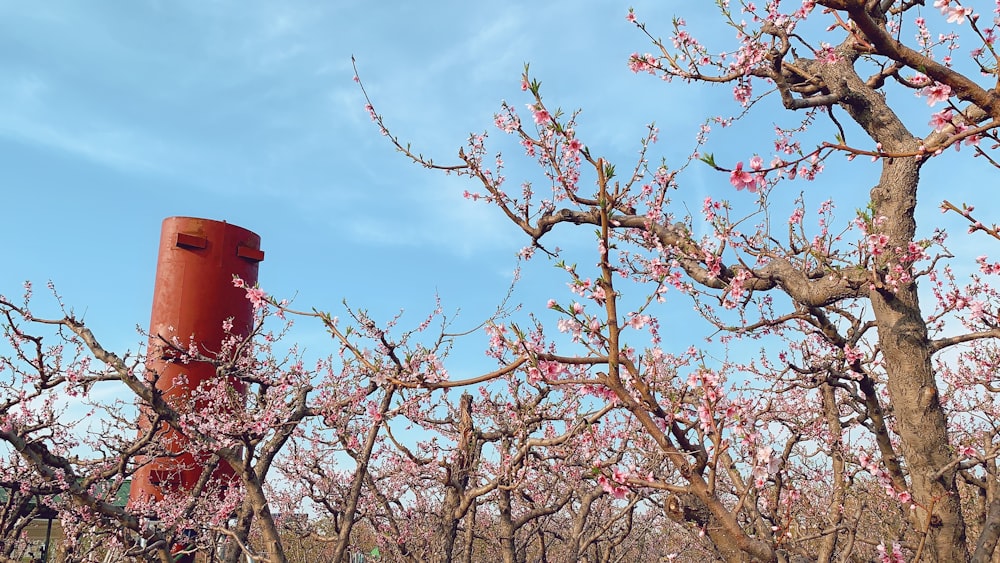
[972,493,1000,563]
[497,487,518,563]
[566,487,600,560]
[431,392,478,563]
[817,384,845,563]
[825,51,968,561]
[243,475,287,563]
[461,500,477,563]
[330,386,395,563]
[775,37,969,560]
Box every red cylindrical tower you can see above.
[129,217,263,504]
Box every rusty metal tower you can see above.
[128,217,263,554]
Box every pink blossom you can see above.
[877,541,906,563]
[526,366,543,384]
[788,207,804,224]
[733,82,752,105]
[729,162,757,191]
[494,108,521,133]
[628,52,657,74]
[557,318,582,341]
[944,5,973,24]
[867,233,889,256]
[815,43,839,63]
[977,255,1000,275]
[969,299,986,322]
[920,82,952,106]
[598,474,629,499]
[367,401,382,422]
[591,285,606,303]
[654,166,671,187]
[703,251,722,278]
[702,196,721,221]
[858,452,871,468]
[538,361,565,381]
[929,108,954,131]
[844,345,863,364]
[528,104,551,124]
[627,314,650,330]
[904,241,928,263]
[245,287,268,310]
[910,72,931,86]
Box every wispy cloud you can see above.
[342,174,519,257]
[0,72,167,174]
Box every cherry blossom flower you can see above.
[944,5,973,24]
[815,43,839,63]
[627,313,650,330]
[528,104,550,124]
[627,52,657,74]
[729,161,757,191]
[929,108,954,131]
[867,233,890,256]
[920,82,952,105]
[245,287,268,310]
[788,207,804,225]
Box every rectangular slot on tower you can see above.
[175,233,208,249]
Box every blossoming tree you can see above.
[7,1,1000,562]
[357,0,1000,561]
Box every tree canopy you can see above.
[5,1,1000,562]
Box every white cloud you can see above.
[342,175,519,257]
[0,104,163,175]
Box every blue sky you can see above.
[1,1,994,367]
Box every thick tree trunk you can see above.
[434,487,463,563]
[497,487,518,563]
[816,383,845,563]
[219,502,254,563]
[567,489,597,561]
[868,142,967,563]
[461,500,477,563]
[243,475,288,563]
[331,387,395,563]
[432,393,477,563]
[665,492,747,563]
[801,49,970,562]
